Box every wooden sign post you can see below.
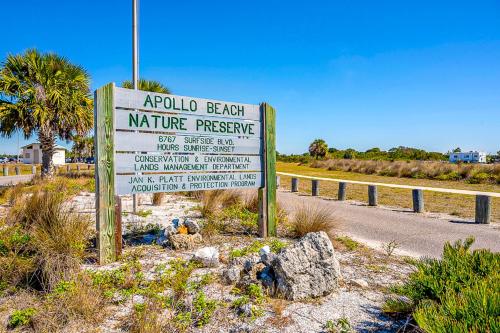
[94,83,276,263]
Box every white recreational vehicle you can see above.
[449,151,487,163]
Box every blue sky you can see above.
[1,0,499,155]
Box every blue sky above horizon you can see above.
[1,0,499,155]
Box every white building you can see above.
[21,143,66,165]
[449,151,487,163]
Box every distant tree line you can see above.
[277,139,499,164]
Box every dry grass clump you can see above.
[152,192,165,206]
[129,300,165,333]
[288,204,339,241]
[311,159,500,184]
[32,275,107,332]
[2,190,93,291]
[199,190,289,237]
[199,190,243,217]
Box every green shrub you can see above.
[384,237,500,332]
[467,172,491,184]
[8,308,36,328]
[413,274,499,332]
[192,291,218,327]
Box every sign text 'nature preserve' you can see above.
[95,83,277,262]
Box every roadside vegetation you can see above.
[384,237,499,332]
[280,142,500,185]
[277,162,500,222]
[310,159,500,185]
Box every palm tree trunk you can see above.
[39,129,56,178]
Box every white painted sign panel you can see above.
[115,171,262,195]
[115,153,262,173]
[114,132,261,155]
[115,110,261,138]
[114,87,260,121]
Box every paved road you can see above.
[0,175,34,186]
[278,191,500,258]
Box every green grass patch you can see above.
[229,238,288,259]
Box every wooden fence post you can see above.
[114,195,122,257]
[95,83,116,264]
[15,166,20,175]
[312,179,319,196]
[412,189,424,213]
[368,185,378,206]
[31,165,36,174]
[77,164,81,172]
[291,177,299,192]
[258,103,277,237]
[3,166,8,176]
[67,164,71,172]
[475,195,491,224]
[338,182,347,201]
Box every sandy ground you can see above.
[66,191,414,333]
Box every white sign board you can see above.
[115,132,261,154]
[112,87,263,195]
[115,153,262,173]
[114,87,260,121]
[115,172,262,195]
[115,110,261,137]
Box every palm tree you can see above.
[0,49,93,177]
[309,139,328,159]
[122,79,170,94]
[72,135,94,161]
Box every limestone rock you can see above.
[237,303,253,317]
[260,252,277,266]
[169,233,202,250]
[271,231,341,300]
[184,219,201,234]
[259,245,270,256]
[229,324,252,333]
[243,255,260,273]
[193,247,220,267]
[164,225,177,238]
[351,278,369,288]
[222,265,242,285]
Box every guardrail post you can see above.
[276,176,280,189]
[312,179,319,196]
[3,166,8,176]
[368,185,378,206]
[412,189,424,213]
[31,165,36,174]
[291,177,299,192]
[338,182,347,201]
[15,166,20,175]
[475,195,491,224]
